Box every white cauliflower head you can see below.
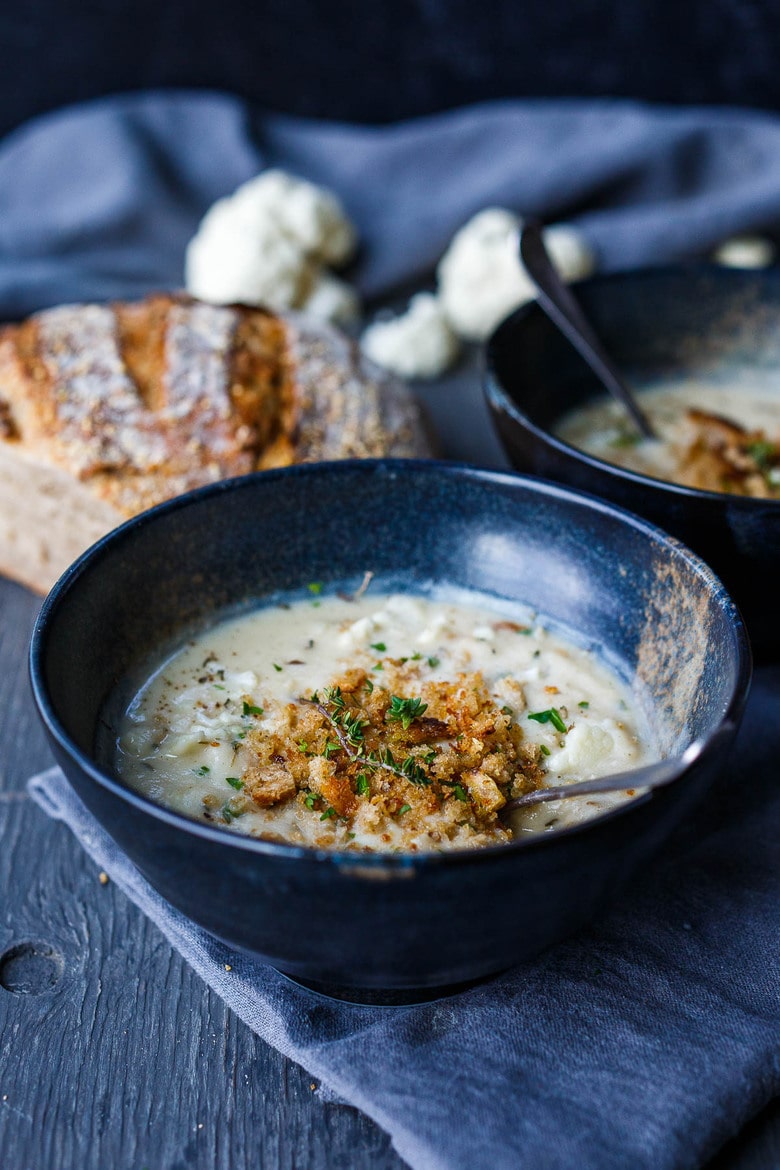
[229,170,356,265]
[360,293,460,379]
[184,169,357,311]
[437,208,595,342]
[185,198,313,309]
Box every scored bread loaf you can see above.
[0,293,431,594]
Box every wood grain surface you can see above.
[1,571,778,1170]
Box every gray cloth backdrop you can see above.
[10,90,780,1169]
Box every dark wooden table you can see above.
[2,372,779,1168]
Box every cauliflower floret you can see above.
[437,209,595,342]
[553,722,615,779]
[360,293,460,379]
[229,170,356,264]
[299,270,361,324]
[185,202,314,309]
[184,169,357,311]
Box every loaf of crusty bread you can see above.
[0,294,430,593]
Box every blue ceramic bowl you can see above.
[484,265,780,658]
[29,460,750,994]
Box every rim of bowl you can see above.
[484,263,780,510]
[29,457,753,873]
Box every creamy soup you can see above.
[557,373,780,498]
[114,588,655,853]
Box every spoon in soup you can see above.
[519,220,657,440]
[502,741,702,813]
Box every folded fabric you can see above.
[10,89,780,1168]
[29,666,780,1170]
[3,90,780,317]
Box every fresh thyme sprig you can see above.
[304,691,432,787]
[386,695,428,730]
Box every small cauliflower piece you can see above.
[437,209,595,342]
[299,271,361,324]
[543,223,597,283]
[712,234,776,269]
[493,676,526,713]
[360,293,461,379]
[553,723,615,779]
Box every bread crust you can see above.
[0,294,430,593]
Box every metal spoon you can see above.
[519,220,656,439]
[503,741,703,813]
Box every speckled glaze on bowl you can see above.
[485,264,780,658]
[30,460,750,992]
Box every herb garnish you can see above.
[578,701,589,709]
[307,582,323,595]
[609,431,642,449]
[387,695,428,730]
[398,804,412,816]
[305,690,434,789]
[272,663,283,672]
[528,707,567,734]
[226,776,244,790]
[356,773,370,796]
[195,765,210,776]
[243,701,264,716]
[370,641,387,653]
[427,656,440,669]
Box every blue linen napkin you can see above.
[8,90,780,1168]
[4,89,780,318]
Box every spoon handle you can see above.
[504,752,691,812]
[519,220,656,440]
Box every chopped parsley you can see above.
[194,765,210,776]
[427,656,440,668]
[272,663,283,672]
[355,773,370,796]
[528,707,567,734]
[320,807,337,821]
[608,431,642,449]
[225,776,244,790]
[578,701,590,709]
[452,785,469,803]
[370,641,387,653]
[398,804,412,816]
[242,701,264,716]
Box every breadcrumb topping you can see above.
[230,659,545,851]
